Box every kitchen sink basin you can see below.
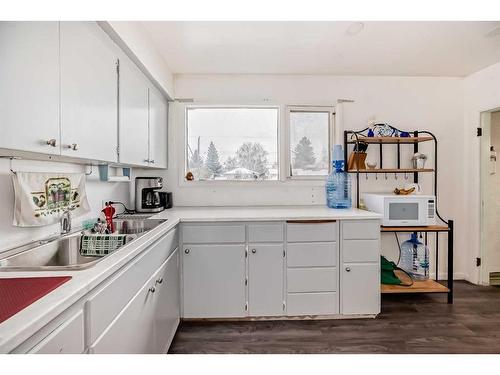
[0,218,167,272]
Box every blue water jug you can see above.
[326,145,352,209]
[400,233,429,280]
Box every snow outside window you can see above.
[186,106,279,181]
[287,106,334,178]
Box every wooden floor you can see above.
[169,281,500,354]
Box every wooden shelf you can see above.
[347,136,434,144]
[381,225,449,233]
[381,279,450,294]
[347,168,434,173]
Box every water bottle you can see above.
[400,233,429,280]
[326,145,352,209]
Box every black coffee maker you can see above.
[135,177,165,213]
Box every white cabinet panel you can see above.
[342,220,380,240]
[182,224,246,244]
[118,55,149,166]
[287,292,338,316]
[341,263,380,315]
[342,240,380,263]
[183,244,246,318]
[287,268,337,293]
[60,21,118,162]
[287,222,338,242]
[154,249,180,353]
[248,223,284,243]
[148,86,168,168]
[29,310,84,354]
[0,22,60,154]
[287,242,337,267]
[248,244,284,316]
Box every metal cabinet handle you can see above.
[251,249,257,254]
[185,249,190,254]
[149,286,156,293]
[144,159,150,163]
[150,159,155,164]
[67,143,78,151]
[46,139,57,147]
[156,278,163,285]
[345,267,351,272]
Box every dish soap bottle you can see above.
[400,233,429,280]
[326,145,352,209]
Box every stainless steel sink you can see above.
[0,218,167,272]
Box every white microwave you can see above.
[363,193,436,227]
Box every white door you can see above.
[118,55,149,166]
[341,263,380,315]
[153,249,180,353]
[148,86,168,168]
[183,244,246,318]
[248,244,284,316]
[0,22,60,154]
[90,266,158,354]
[60,21,118,162]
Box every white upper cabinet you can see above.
[60,22,119,162]
[0,22,60,155]
[118,55,149,166]
[148,86,168,169]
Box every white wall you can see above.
[101,21,175,99]
[0,159,130,251]
[162,74,466,279]
[463,62,500,284]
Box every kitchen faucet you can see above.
[60,209,72,234]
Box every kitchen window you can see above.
[185,106,280,181]
[286,106,335,178]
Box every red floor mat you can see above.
[0,276,72,324]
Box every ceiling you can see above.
[141,21,500,77]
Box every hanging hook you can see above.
[365,173,368,180]
[395,173,398,180]
[1,156,20,174]
[385,173,388,180]
[404,173,408,180]
[375,173,378,180]
[85,165,93,176]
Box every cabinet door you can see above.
[153,249,180,353]
[248,244,284,316]
[90,267,158,354]
[60,21,118,162]
[0,22,60,154]
[148,86,168,168]
[183,244,246,318]
[118,55,149,166]
[341,263,380,315]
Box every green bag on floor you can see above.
[381,255,402,285]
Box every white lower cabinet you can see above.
[90,248,179,354]
[182,244,246,318]
[248,244,284,316]
[340,264,380,315]
[28,310,85,354]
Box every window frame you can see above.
[285,105,336,180]
[183,104,282,184]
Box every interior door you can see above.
[0,22,60,154]
[60,21,118,162]
[148,86,168,168]
[182,244,246,318]
[341,263,380,315]
[118,55,149,166]
[248,244,284,316]
[153,249,180,353]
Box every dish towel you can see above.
[12,172,90,227]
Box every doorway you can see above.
[480,109,500,285]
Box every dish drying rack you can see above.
[80,233,136,257]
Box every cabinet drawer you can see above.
[182,224,245,244]
[342,220,380,240]
[286,222,337,242]
[29,310,84,354]
[343,240,380,263]
[86,228,178,344]
[287,292,338,316]
[248,223,284,243]
[287,268,337,293]
[287,242,336,267]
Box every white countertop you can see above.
[0,205,380,353]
